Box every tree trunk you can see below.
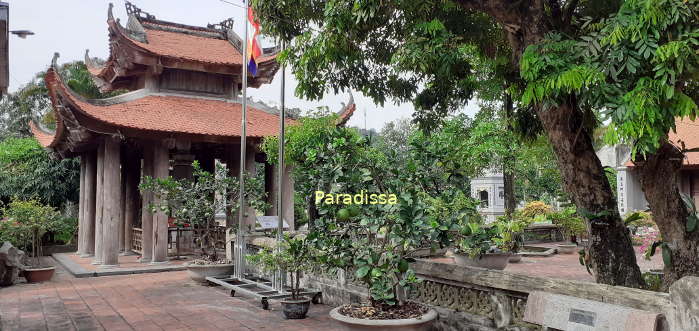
[635,142,699,288]
[537,97,643,287]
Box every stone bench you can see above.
[523,291,665,331]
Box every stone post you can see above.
[140,145,154,262]
[151,143,170,264]
[76,155,86,255]
[92,142,105,265]
[123,154,140,255]
[82,151,97,257]
[101,137,122,267]
[668,276,699,330]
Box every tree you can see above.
[252,0,647,286]
[0,138,80,209]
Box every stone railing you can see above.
[411,260,674,330]
[303,258,686,330]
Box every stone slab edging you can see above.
[52,253,186,278]
[411,259,670,314]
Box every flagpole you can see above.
[273,40,286,292]
[235,0,250,280]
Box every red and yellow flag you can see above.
[247,6,262,76]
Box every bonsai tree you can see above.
[1,198,60,267]
[549,207,586,244]
[453,219,525,258]
[246,234,316,301]
[140,161,268,263]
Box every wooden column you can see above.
[92,143,105,265]
[225,145,241,228]
[264,162,277,216]
[140,145,154,263]
[82,151,97,257]
[281,165,295,230]
[123,154,140,255]
[243,146,257,229]
[101,137,122,267]
[119,162,126,253]
[151,143,170,264]
[76,155,87,255]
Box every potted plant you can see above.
[2,199,60,283]
[247,235,316,319]
[140,161,268,283]
[451,219,523,270]
[548,207,586,254]
[314,189,441,331]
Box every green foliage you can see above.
[548,207,587,242]
[641,272,663,292]
[0,137,80,209]
[521,0,699,156]
[139,162,268,260]
[519,201,553,219]
[263,113,482,309]
[1,198,61,267]
[246,235,316,300]
[251,0,507,131]
[453,218,525,258]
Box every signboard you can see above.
[256,216,289,230]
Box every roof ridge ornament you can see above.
[51,52,60,69]
[125,1,155,21]
[208,18,235,32]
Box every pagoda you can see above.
[30,2,355,268]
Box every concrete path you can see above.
[0,258,336,331]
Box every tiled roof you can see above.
[135,28,243,66]
[34,67,295,147]
[30,121,60,148]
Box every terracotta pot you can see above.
[452,253,511,270]
[556,243,578,254]
[281,296,311,319]
[329,307,437,331]
[508,254,522,263]
[23,266,55,283]
[184,262,234,284]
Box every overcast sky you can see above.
[8,0,477,130]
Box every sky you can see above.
[7,0,478,130]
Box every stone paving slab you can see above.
[0,257,336,331]
[52,253,187,278]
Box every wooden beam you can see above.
[123,153,141,254]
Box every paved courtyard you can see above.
[0,259,334,331]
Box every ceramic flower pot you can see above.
[23,266,55,283]
[329,307,437,331]
[184,262,234,284]
[281,296,311,319]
